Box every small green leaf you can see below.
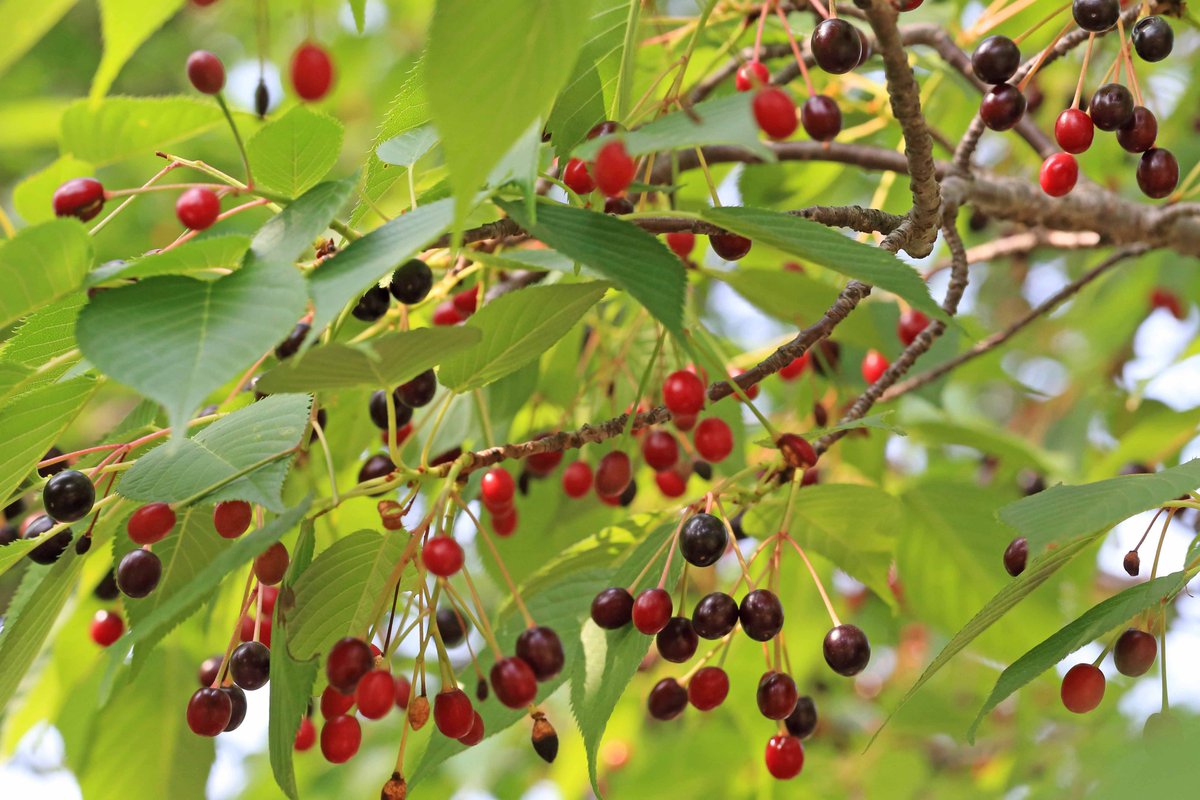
[0,218,92,329]
[968,570,1191,741]
[498,200,685,335]
[348,0,366,32]
[307,198,455,335]
[0,296,85,403]
[248,178,356,272]
[88,235,250,285]
[91,0,187,99]
[247,106,344,198]
[60,96,228,166]
[440,282,607,392]
[720,267,840,329]
[377,124,438,167]
[0,0,78,79]
[702,206,946,320]
[999,459,1200,553]
[12,155,95,224]
[117,394,311,511]
[258,327,479,394]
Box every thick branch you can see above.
[924,229,1101,277]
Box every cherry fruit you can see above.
[326,636,373,694]
[1060,662,1105,713]
[710,233,752,260]
[666,231,696,258]
[291,42,334,102]
[593,140,636,197]
[320,715,361,762]
[458,711,485,746]
[1003,536,1028,576]
[176,187,220,231]
[516,626,565,681]
[801,95,842,142]
[823,624,871,676]
[480,467,516,512]
[647,678,687,721]
[294,717,316,751]
[1113,629,1157,677]
[1137,148,1179,199]
[1117,106,1158,153]
[53,178,105,221]
[127,503,176,545]
[753,87,797,140]
[663,370,705,416]
[971,36,1020,84]
[764,735,805,779]
[43,469,94,523]
[187,687,232,736]
[688,666,729,710]
[980,83,1026,131]
[1133,16,1173,62]
[655,617,699,663]
[785,696,818,739]
[897,309,930,346]
[1072,0,1119,33]
[642,430,679,471]
[632,587,673,635]
[254,542,289,585]
[213,501,253,539]
[422,536,464,577]
[117,549,162,598]
[757,671,799,720]
[694,418,733,462]
[1090,83,1134,131]
[186,50,225,94]
[779,353,810,380]
[594,451,633,498]
[735,61,770,91]
[562,461,593,498]
[562,158,596,196]
[692,591,739,639]
[90,609,124,647]
[777,433,817,469]
[861,349,889,383]
[22,515,72,565]
[679,513,728,567]
[491,656,538,708]
[1054,108,1094,154]
[320,686,354,719]
[739,589,784,641]
[230,641,271,691]
[591,587,634,629]
[811,19,862,75]
[389,259,434,305]
[1039,153,1079,198]
[399,368,438,408]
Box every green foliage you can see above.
[0,0,78,77]
[247,106,344,199]
[92,0,187,99]
[88,235,250,284]
[0,218,92,329]
[60,97,227,165]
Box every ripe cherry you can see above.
[641,430,679,471]
[53,178,105,221]
[779,353,810,381]
[186,50,226,94]
[593,140,636,197]
[764,734,805,779]
[213,501,252,539]
[777,433,817,469]
[655,468,687,498]
[666,231,695,258]
[436,607,468,647]
[688,666,729,711]
[656,617,699,663]
[692,591,739,639]
[294,716,317,751]
[604,196,634,215]
[811,18,862,75]
[389,259,434,305]
[90,609,124,647]
[801,95,842,142]
[1061,662,1105,713]
[1072,0,1119,33]
[680,513,728,568]
[399,368,438,407]
[710,232,752,260]
[861,349,889,383]
[43,469,94,523]
[458,710,485,746]
[320,685,354,719]
[735,60,770,91]
[594,451,632,498]
[632,587,673,635]
[516,626,564,681]
[663,370,705,416]
[230,641,271,690]
[673,412,697,432]
[1132,16,1173,62]
[291,42,334,102]
[326,637,373,694]
[432,301,464,326]
[756,671,799,720]
[176,187,220,230]
[591,587,634,629]
[562,461,593,498]
[394,675,412,710]
[785,696,818,739]
[22,515,72,565]
[1004,536,1028,576]
[525,438,563,476]
[897,309,930,346]
[694,418,733,462]
[187,687,232,736]
[971,35,1020,84]
[753,87,797,140]
[254,542,289,585]
[422,536,464,577]
[1054,108,1094,155]
[823,624,871,676]
[1039,152,1079,198]
[275,322,309,360]
[117,549,162,598]
[320,715,361,763]
[356,670,396,719]
[1137,148,1179,199]
[1090,83,1134,131]
[1113,629,1157,677]
[491,656,538,708]
[369,390,413,430]
[647,678,687,721]
[1117,106,1157,153]
[127,503,176,545]
[740,589,784,641]
[980,83,1026,131]
[480,467,516,512]
[562,158,596,196]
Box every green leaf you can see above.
[0,376,97,521]
[0,0,78,78]
[0,297,85,404]
[348,0,366,32]
[968,569,1191,741]
[247,106,344,198]
[307,198,454,335]
[426,0,589,228]
[352,60,429,227]
[91,0,187,99]
[286,530,410,660]
[88,235,251,285]
[702,206,946,320]
[498,200,686,334]
[75,181,350,437]
[60,96,228,166]
[269,520,318,800]
[999,459,1200,553]
[377,124,438,167]
[868,533,1098,748]
[721,267,840,329]
[439,282,608,392]
[574,93,774,161]
[0,218,92,329]
[12,155,95,224]
[257,327,480,394]
[117,394,311,511]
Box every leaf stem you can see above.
[216,93,254,189]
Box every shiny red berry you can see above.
[394,674,412,709]
[422,536,464,577]
[127,502,176,545]
[562,158,595,195]
[1061,663,1105,713]
[326,637,373,694]
[187,687,232,736]
[687,666,729,711]
[355,670,394,720]
[562,461,593,498]
[53,178,105,221]
[291,42,334,101]
[666,232,695,258]
[764,734,805,779]
[213,500,252,539]
[491,507,518,537]
[480,467,515,512]
[641,430,679,471]
[861,349,889,383]
[897,309,930,345]
[663,370,705,416]
[432,302,464,326]
[458,710,485,746]
[777,433,817,469]
[735,60,770,91]
[320,715,361,763]
[693,418,733,462]
[293,716,316,751]
[779,353,810,380]
[176,187,220,230]
[1054,108,1094,154]
[491,656,538,708]
[632,588,673,635]
[1039,152,1078,197]
[186,50,226,94]
[710,233,752,260]
[593,141,636,197]
[753,87,798,140]
[90,609,124,647]
[594,451,632,498]
[1113,629,1157,677]
[655,469,687,497]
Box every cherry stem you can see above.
[1132,507,1167,553]
[1012,1,1070,46]
[459,566,505,659]
[215,93,254,189]
[1072,33,1095,110]
[969,0,1041,40]
[752,0,771,62]
[1017,19,1074,93]
[214,572,258,687]
[1115,16,1144,106]
[423,582,457,687]
[252,579,265,642]
[308,414,340,506]
[808,0,832,21]
[625,521,680,593]
[714,496,757,590]
[104,182,228,198]
[774,3,816,97]
[90,161,180,236]
[1159,615,1169,711]
[419,393,455,468]
[1149,508,1175,581]
[782,535,842,627]
[656,516,688,591]
[453,494,535,628]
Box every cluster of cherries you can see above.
[973,2,1178,199]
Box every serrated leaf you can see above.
[258,327,478,394]
[999,459,1200,553]
[91,0,187,99]
[967,570,1191,741]
[0,297,85,404]
[0,0,78,78]
[88,235,250,285]
[60,96,228,166]
[426,0,589,229]
[286,530,410,660]
[352,60,429,227]
[117,394,310,511]
[702,206,946,320]
[307,198,455,335]
[721,267,839,328]
[574,93,774,161]
[439,282,607,392]
[498,200,685,334]
[546,0,628,159]
[269,520,318,800]
[377,124,438,167]
[0,218,92,329]
[12,155,95,224]
[76,181,348,437]
[247,106,344,198]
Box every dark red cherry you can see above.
[655,617,698,663]
[692,591,739,639]
[591,587,634,629]
[516,626,565,681]
[490,656,538,708]
[739,589,784,641]
[562,461,593,498]
[213,500,252,539]
[326,637,373,694]
[897,309,930,346]
[1072,0,1119,33]
[710,233,752,260]
[647,678,687,720]
[1060,662,1105,713]
[186,50,226,94]
[784,695,818,739]
[43,469,94,523]
[679,513,728,567]
[693,418,733,462]
[187,687,232,736]
[1117,106,1157,153]
[1132,16,1173,62]
[823,624,871,676]
[389,259,434,305]
[1137,148,1178,199]
[632,588,673,635]
[801,95,842,142]
[1090,83,1134,131]
[641,430,679,471]
[811,18,862,75]
[594,451,632,498]
[756,671,799,720]
[980,83,1026,131]
[971,35,1020,84]
[229,641,271,690]
[1004,536,1027,576]
[117,548,162,598]
[1113,629,1157,677]
[687,666,729,710]
[53,178,105,221]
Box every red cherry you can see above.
[1054,108,1094,154]
[321,687,355,721]
[666,232,695,258]
[433,689,474,738]
[693,418,733,462]
[663,370,706,416]
[1060,663,1105,713]
[355,670,395,720]
[52,178,105,221]
[861,349,889,383]
[422,536,464,577]
[897,0,924,9]
[187,687,232,736]
[632,588,672,634]
[490,656,538,708]
[394,675,412,709]
[562,461,593,498]
[480,467,515,512]
[641,430,679,471]
[593,141,636,197]
[562,158,596,196]
[90,609,124,647]
[897,309,930,345]
[320,715,361,763]
[736,60,771,91]
[1039,152,1078,197]
[654,469,688,498]
[594,451,633,498]
[688,666,729,711]
[260,585,279,615]
[779,353,810,381]
[753,87,798,140]
[452,285,479,315]
[213,501,252,539]
[673,413,697,432]
[186,50,226,94]
[1150,287,1186,320]
[526,438,564,476]
[710,233,753,260]
[777,433,818,469]
[293,717,316,751]
[291,42,334,101]
[458,710,485,746]
[731,370,759,401]
[801,95,843,142]
[432,302,465,326]
[326,637,373,694]
[764,734,805,779]
[491,507,518,537]
[127,502,177,545]
[176,187,221,231]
